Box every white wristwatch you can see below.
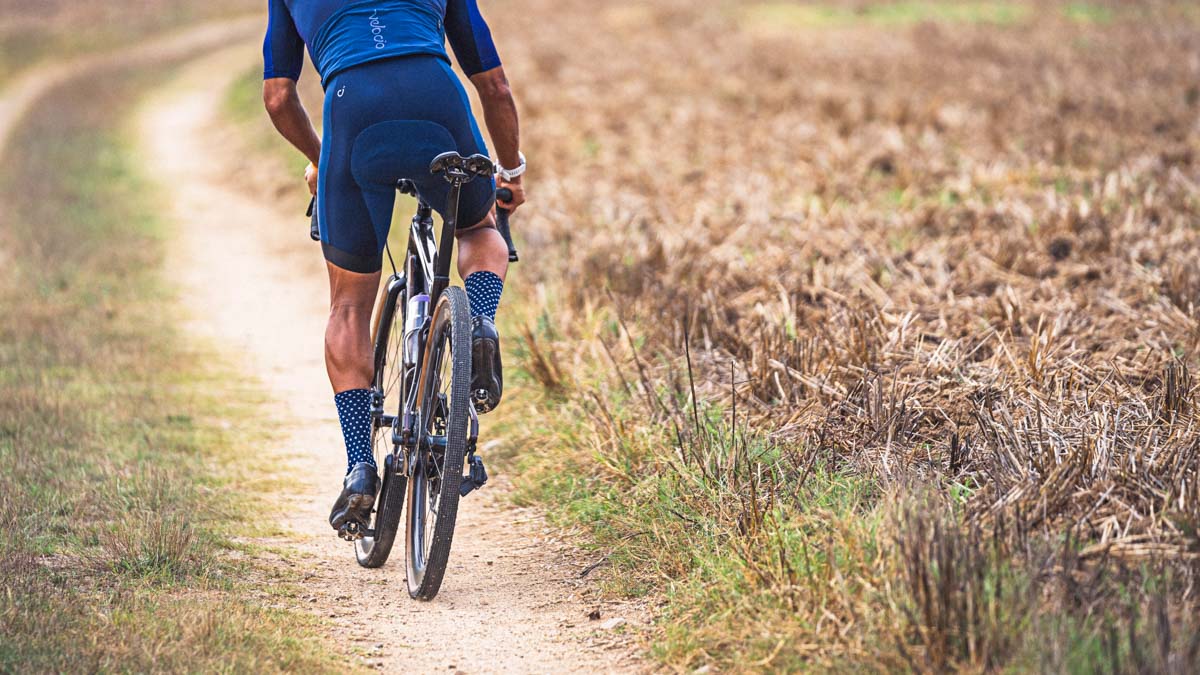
[497,151,526,181]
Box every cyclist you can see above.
[261,0,525,533]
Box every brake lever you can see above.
[307,197,319,242]
[495,188,518,263]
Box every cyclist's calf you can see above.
[455,213,508,282]
[324,263,380,392]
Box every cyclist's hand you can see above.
[497,176,525,212]
[305,161,318,196]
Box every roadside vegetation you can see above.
[488,0,1200,670]
[216,0,1200,670]
[0,59,344,672]
[0,0,256,85]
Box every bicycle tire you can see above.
[405,286,471,600]
[356,279,407,568]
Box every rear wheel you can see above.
[405,286,471,599]
[356,278,407,568]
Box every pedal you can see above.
[459,454,489,497]
[472,389,494,414]
[337,521,375,542]
[338,521,363,541]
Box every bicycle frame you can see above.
[336,152,504,552]
[374,168,485,469]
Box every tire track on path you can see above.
[136,42,645,674]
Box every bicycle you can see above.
[307,151,518,600]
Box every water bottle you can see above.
[403,294,430,369]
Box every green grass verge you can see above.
[0,59,345,673]
[490,340,896,668]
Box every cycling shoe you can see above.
[470,316,503,414]
[329,462,379,534]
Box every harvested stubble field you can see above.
[490,0,1200,670]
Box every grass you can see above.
[0,0,257,88]
[480,0,1200,668]
[743,1,1033,29]
[0,55,345,673]
[213,0,1200,669]
[500,350,1200,671]
[1061,1,1115,23]
[739,1,1143,32]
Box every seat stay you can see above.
[410,213,437,296]
[398,194,438,452]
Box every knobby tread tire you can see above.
[405,286,471,600]
[355,454,405,567]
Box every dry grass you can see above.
[476,0,1200,669]
[206,0,1200,669]
[0,51,342,674]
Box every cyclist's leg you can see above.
[457,219,507,317]
[417,59,509,315]
[425,59,510,411]
[318,66,398,499]
[324,263,381,530]
[320,214,384,529]
[324,263,378,394]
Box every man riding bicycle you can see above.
[261,0,524,533]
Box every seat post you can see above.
[429,178,463,306]
[425,151,493,306]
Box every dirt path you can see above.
[137,44,645,673]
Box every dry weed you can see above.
[490,0,1200,668]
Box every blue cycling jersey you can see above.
[263,0,501,86]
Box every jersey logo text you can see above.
[369,10,387,49]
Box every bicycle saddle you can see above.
[429,152,495,180]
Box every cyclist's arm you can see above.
[445,0,522,207]
[262,0,320,166]
[264,79,321,166]
[470,67,520,176]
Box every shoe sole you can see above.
[331,492,376,532]
[472,337,502,413]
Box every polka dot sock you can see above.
[334,388,376,474]
[465,270,504,320]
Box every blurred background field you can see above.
[0,0,257,85]
[4,0,1200,672]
